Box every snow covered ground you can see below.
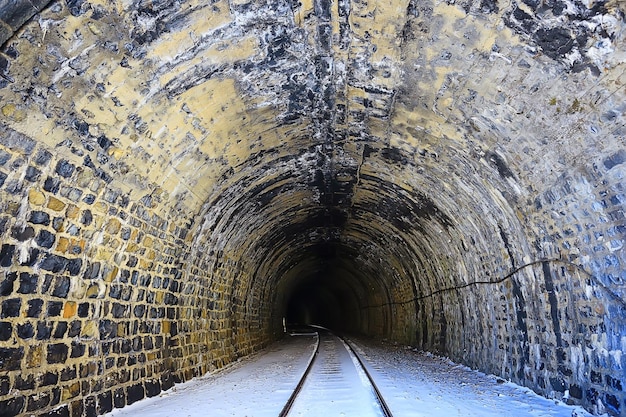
[105,334,318,417]
[104,334,594,417]
[349,339,594,417]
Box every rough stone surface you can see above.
[0,0,625,416]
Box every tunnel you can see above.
[0,0,625,415]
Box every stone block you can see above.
[0,268,16,294]
[113,387,125,409]
[53,321,68,338]
[66,258,83,276]
[36,321,52,340]
[52,276,71,298]
[34,149,52,166]
[1,298,21,317]
[17,322,34,339]
[43,404,70,417]
[0,396,25,417]
[97,391,113,414]
[126,383,145,405]
[40,371,59,387]
[0,244,15,270]
[26,391,50,412]
[0,0,37,29]
[26,299,43,318]
[36,229,56,249]
[17,272,38,294]
[24,166,41,182]
[11,225,34,241]
[47,301,63,317]
[0,346,23,370]
[29,210,50,225]
[43,177,60,194]
[47,343,69,364]
[55,160,75,178]
[61,365,77,382]
[67,320,81,337]
[0,321,12,340]
[39,254,69,273]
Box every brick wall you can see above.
[0,128,197,416]
[0,0,624,415]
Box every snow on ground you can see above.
[288,332,386,416]
[104,334,317,417]
[105,334,595,417]
[349,339,595,417]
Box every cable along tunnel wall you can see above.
[0,0,625,415]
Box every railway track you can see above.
[279,327,393,417]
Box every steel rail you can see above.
[280,326,393,417]
[277,330,320,417]
[341,337,394,417]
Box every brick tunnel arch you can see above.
[0,0,625,416]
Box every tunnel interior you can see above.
[0,0,625,416]
[282,243,377,333]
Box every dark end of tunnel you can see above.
[282,247,362,333]
[277,242,392,338]
[285,281,350,331]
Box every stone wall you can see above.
[0,127,198,416]
[0,0,625,415]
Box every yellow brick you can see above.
[94,202,108,213]
[106,218,121,235]
[2,103,16,117]
[25,345,44,368]
[62,382,81,401]
[28,188,46,206]
[57,237,70,253]
[96,246,114,261]
[82,320,98,338]
[162,320,170,334]
[2,103,25,121]
[86,283,102,298]
[47,196,66,211]
[63,301,77,318]
[66,204,80,220]
[104,266,119,282]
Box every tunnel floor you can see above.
[102,334,593,417]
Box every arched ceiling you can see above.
[1,0,625,339]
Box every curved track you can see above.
[280,327,393,417]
